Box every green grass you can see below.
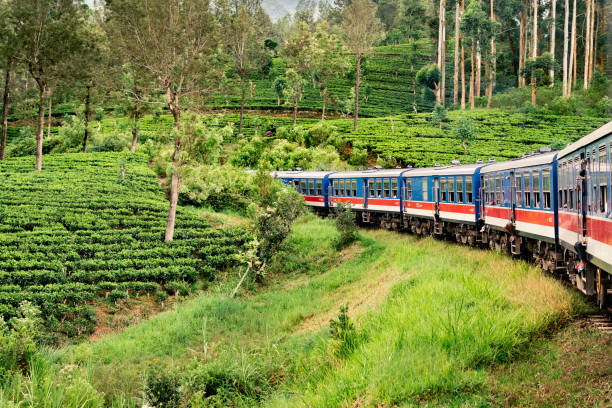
[1,218,596,407]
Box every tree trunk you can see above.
[454,3,460,105]
[130,108,140,153]
[277,95,280,106]
[476,38,481,98]
[36,84,44,171]
[507,31,518,77]
[531,0,538,103]
[0,62,10,161]
[593,5,598,76]
[322,95,326,121]
[165,107,180,243]
[562,0,569,96]
[569,0,576,93]
[601,4,605,71]
[47,90,52,140]
[354,55,361,131]
[584,0,591,89]
[589,1,596,80]
[488,0,496,108]
[461,0,466,109]
[470,39,475,109]
[293,93,298,126]
[438,0,446,106]
[462,137,467,154]
[519,0,527,87]
[239,73,246,135]
[82,85,91,153]
[550,0,556,86]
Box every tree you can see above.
[460,0,493,109]
[431,103,447,130]
[549,0,556,87]
[437,0,446,106]
[454,116,476,154]
[311,21,350,120]
[453,2,460,105]
[272,76,286,107]
[283,68,305,126]
[395,0,427,43]
[11,0,84,171]
[0,1,16,161]
[568,0,576,92]
[519,52,557,105]
[227,4,268,136]
[106,0,223,242]
[282,21,313,126]
[416,63,441,104]
[342,0,385,130]
[562,0,569,97]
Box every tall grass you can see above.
[266,236,588,407]
[0,219,589,407]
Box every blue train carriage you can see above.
[556,121,611,307]
[329,168,412,229]
[402,162,486,242]
[271,170,335,212]
[479,150,560,270]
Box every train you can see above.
[271,121,612,308]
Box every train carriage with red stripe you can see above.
[556,122,612,306]
[479,151,558,256]
[401,163,486,240]
[271,170,335,211]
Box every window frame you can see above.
[466,176,473,204]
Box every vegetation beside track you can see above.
[1,215,602,407]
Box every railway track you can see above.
[587,311,612,334]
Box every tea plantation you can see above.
[0,153,250,338]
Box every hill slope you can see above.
[0,153,250,339]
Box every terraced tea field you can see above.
[0,153,250,338]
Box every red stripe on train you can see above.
[515,209,554,227]
[331,197,364,205]
[439,203,476,214]
[404,201,435,210]
[303,196,325,203]
[368,198,400,206]
[586,217,612,246]
[484,206,511,219]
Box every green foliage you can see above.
[454,116,477,154]
[0,301,41,381]
[332,202,358,248]
[329,305,359,358]
[416,63,441,101]
[0,153,250,338]
[144,361,182,408]
[431,103,448,129]
[519,53,558,88]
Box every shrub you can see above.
[329,305,359,358]
[144,361,182,408]
[0,301,41,381]
[332,202,358,248]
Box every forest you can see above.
[0,0,611,407]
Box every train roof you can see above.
[329,168,413,178]
[271,170,334,179]
[405,162,486,177]
[557,121,612,159]
[481,151,557,173]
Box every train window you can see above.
[466,177,473,203]
[293,180,299,191]
[599,144,607,214]
[457,177,464,203]
[381,178,388,198]
[391,178,398,198]
[307,180,313,196]
[300,180,307,194]
[495,174,501,205]
[542,169,551,209]
[515,173,523,207]
[440,177,447,201]
[533,170,541,208]
[406,179,412,200]
[340,179,346,196]
[423,178,428,201]
[351,179,357,197]
[316,180,322,196]
[376,179,382,197]
[560,162,566,208]
[449,177,455,202]
[524,172,531,208]
[368,179,375,197]
[486,175,491,203]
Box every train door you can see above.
[401,179,407,212]
[508,171,516,223]
[577,155,587,241]
[479,175,485,220]
[364,179,369,209]
[433,177,440,219]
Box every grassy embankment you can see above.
[3,216,603,407]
